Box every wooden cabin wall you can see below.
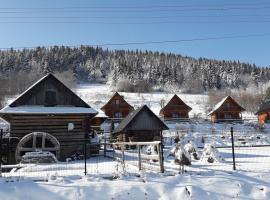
[9,114,91,161]
[216,112,241,119]
[11,78,87,107]
[161,110,189,119]
[102,93,134,118]
[114,131,161,142]
[104,109,132,118]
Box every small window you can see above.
[115,99,120,106]
[45,90,57,106]
[225,114,232,119]
[226,102,230,108]
[114,112,122,118]
[172,112,180,118]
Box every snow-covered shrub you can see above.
[200,144,224,163]
[170,143,191,173]
[184,141,201,160]
[145,145,158,155]
[20,151,57,164]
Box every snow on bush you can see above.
[20,151,58,164]
[143,145,158,155]
[200,143,224,163]
[184,141,201,160]
[170,143,191,166]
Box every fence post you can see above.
[138,145,142,171]
[122,147,125,162]
[159,130,165,173]
[157,143,164,173]
[84,117,90,176]
[0,129,2,177]
[104,135,106,157]
[231,127,236,170]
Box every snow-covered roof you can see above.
[0,106,97,114]
[94,109,108,118]
[208,96,245,116]
[208,96,229,116]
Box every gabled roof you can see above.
[0,73,97,115]
[160,94,192,113]
[208,96,245,116]
[101,92,133,111]
[113,105,168,134]
[255,100,270,115]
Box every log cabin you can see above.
[208,96,245,123]
[90,110,108,132]
[0,73,97,163]
[255,101,270,124]
[112,105,168,142]
[101,92,134,121]
[159,94,192,121]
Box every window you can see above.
[114,112,122,118]
[225,114,232,119]
[172,112,180,118]
[115,99,120,107]
[226,102,230,109]
[45,90,57,106]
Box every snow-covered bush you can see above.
[170,143,191,173]
[184,141,201,160]
[200,144,224,163]
[144,145,158,155]
[20,151,58,164]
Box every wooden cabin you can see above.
[208,96,245,123]
[90,110,108,132]
[0,73,97,163]
[112,105,169,142]
[101,92,134,120]
[159,94,192,121]
[256,101,270,124]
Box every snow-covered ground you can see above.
[1,145,270,199]
[1,83,270,199]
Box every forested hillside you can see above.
[0,46,269,94]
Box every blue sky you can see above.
[0,0,269,66]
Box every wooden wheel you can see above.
[15,132,60,162]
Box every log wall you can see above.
[8,114,92,162]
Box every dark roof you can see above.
[8,73,91,108]
[256,100,270,115]
[101,92,133,111]
[208,96,245,115]
[160,94,192,113]
[113,105,169,134]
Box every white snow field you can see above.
[1,83,270,199]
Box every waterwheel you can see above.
[15,132,60,162]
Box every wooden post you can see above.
[231,127,236,170]
[138,145,142,171]
[159,130,164,173]
[122,147,125,162]
[104,135,106,157]
[84,117,90,176]
[157,143,164,173]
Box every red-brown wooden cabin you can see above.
[159,94,192,121]
[255,101,270,124]
[208,96,245,123]
[90,110,108,132]
[101,92,134,121]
